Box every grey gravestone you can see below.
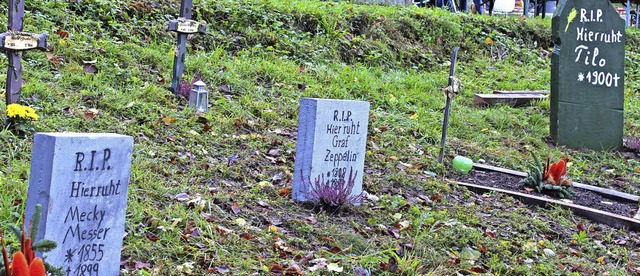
[25,133,133,276]
[167,0,206,94]
[0,0,47,105]
[293,98,370,202]
[551,0,625,150]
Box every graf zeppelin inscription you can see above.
[293,98,370,202]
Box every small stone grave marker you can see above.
[25,133,133,275]
[167,0,206,94]
[293,98,370,202]
[0,0,47,105]
[551,0,625,150]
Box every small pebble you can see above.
[543,248,555,257]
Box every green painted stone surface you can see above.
[551,0,625,150]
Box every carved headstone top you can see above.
[550,0,625,150]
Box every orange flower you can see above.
[23,237,35,264]
[11,251,29,276]
[29,258,46,276]
[545,158,568,184]
[9,251,46,276]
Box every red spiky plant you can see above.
[1,205,57,276]
[522,153,575,198]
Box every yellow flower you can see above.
[25,112,39,120]
[24,106,38,120]
[6,103,38,120]
[7,103,20,118]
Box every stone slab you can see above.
[293,98,370,202]
[25,133,133,276]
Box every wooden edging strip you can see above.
[472,163,640,203]
[456,181,640,232]
[493,90,549,94]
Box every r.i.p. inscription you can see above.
[26,133,133,276]
[551,0,625,150]
[293,98,370,202]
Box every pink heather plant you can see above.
[177,77,202,99]
[302,167,364,209]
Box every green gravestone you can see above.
[551,0,625,150]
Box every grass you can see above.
[1,0,640,274]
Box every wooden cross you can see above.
[0,0,47,105]
[438,47,459,164]
[167,0,206,94]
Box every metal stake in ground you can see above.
[167,0,206,94]
[437,47,459,164]
[0,0,47,105]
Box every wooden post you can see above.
[167,0,206,94]
[0,0,47,105]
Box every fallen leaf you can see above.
[226,154,239,165]
[269,262,283,274]
[278,187,291,196]
[162,117,176,124]
[353,266,370,276]
[387,227,400,239]
[484,230,496,238]
[231,202,241,214]
[235,218,246,227]
[173,193,190,201]
[216,226,233,235]
[239,233,255,240]
[145,232,158,242]
[460,247,481,260]
[470,266,487,273]
[597,256,607,265]
[577,223,587,232]
[269,225,281,233]
[45,52,64,64]
[214,265,230,274]
[285,263,303,275]
[83,112,95,120]
[326,263,343,272]
[83,63,98,74]
[56,28,69,38]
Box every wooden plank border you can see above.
[472,163,640,202]
[456,181,640,232]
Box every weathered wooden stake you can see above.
[167,0,206,94]
[0,0,47,105]
[438,47,459,164]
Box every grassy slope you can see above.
[1,0,640,274]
